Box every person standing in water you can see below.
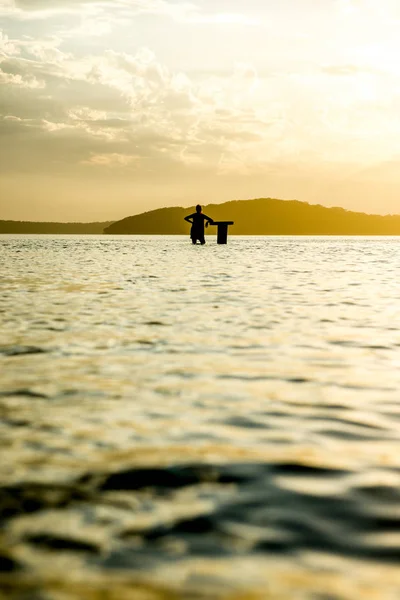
[184,205,214,245]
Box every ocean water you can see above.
[1,234,400,600]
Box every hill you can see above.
[103,198,400,235]
[0,221,114,234]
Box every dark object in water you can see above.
[209,221,234,244]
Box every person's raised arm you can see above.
[184,213,194,223]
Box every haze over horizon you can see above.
[2,0,400,222]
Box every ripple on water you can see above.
[0,345,49,357]
[2,458,400,594]
[1,235,400,598]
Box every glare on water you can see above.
[1,235,400,599]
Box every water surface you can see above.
[1,235,400,599]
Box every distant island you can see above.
[0,221,114,234]
[3,198,400,235]
[104,198,400,236]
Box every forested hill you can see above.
[4,198,400,235]
[0,221,114,234]
[103,198,400,235]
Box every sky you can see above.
[1,0,400,221]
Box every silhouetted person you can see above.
[184,205,214,245]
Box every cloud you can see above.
[0,66,45,87]
[1,0,198,21]
[0,24,271,179]
[182,11,259,26]
[0,31,20,55]
[2,0,260,33]
[321,64,368,76]
[82,152,139,167]
[3,0,400,197]
[3,26,399,183]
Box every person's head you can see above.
[196,204,202,213]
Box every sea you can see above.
[1,234,400,600]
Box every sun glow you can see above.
[2,0,400,220]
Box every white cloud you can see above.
[0,31,20,55]
[68,106,107,121]
[25,37,71,62]
[41,119,69,132]
[0,0,198,20]
[3,0,400,218]
[82,152,139,167]
[1,0,261,34]
[0,66,45,87]
[0,34,271,174]
[3,27,400,179]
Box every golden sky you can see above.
[1,0,400,221]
